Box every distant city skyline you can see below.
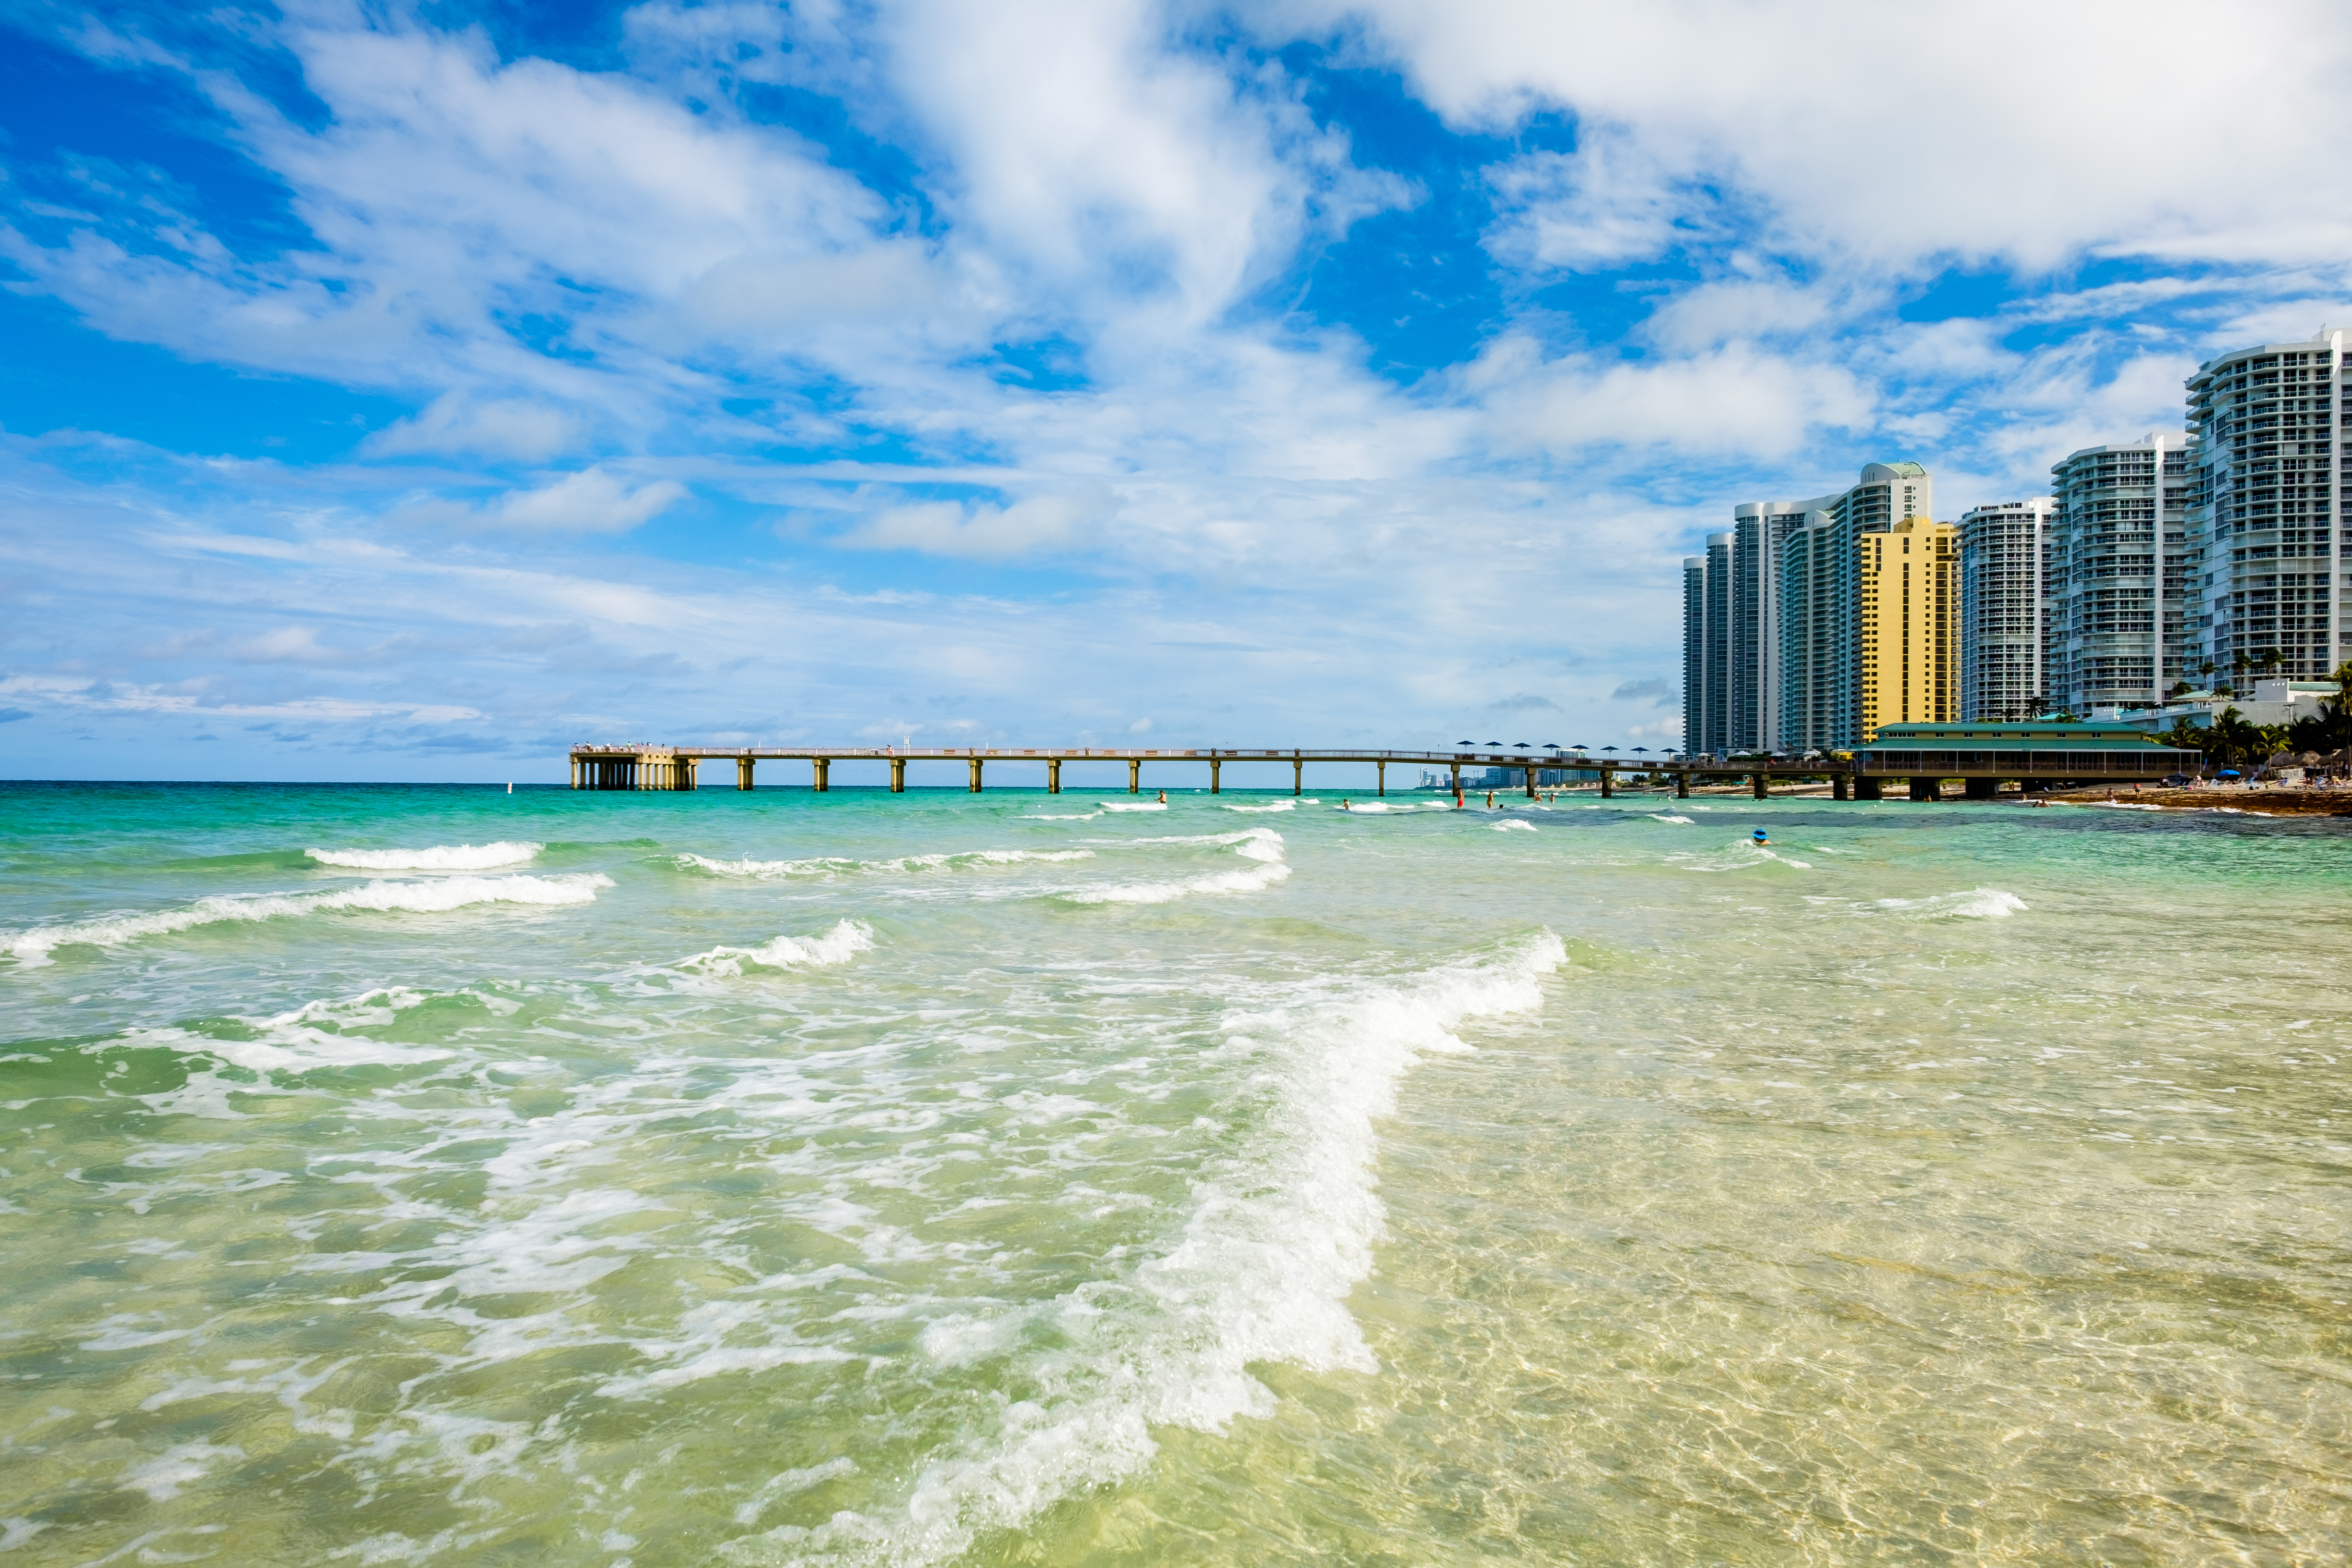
[6,3,2352,778]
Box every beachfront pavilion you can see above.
[1852,721,2202,800]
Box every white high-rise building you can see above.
[1959,500,2053,721]
[2046,436,2193,712]
[2183,332,2347,686]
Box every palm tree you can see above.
[2202,706,2262,770]
[2156,716,2207,751]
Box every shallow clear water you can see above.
[1,782,2347,1566]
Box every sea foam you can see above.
[1060,829,1289,904]
[118,988,468,1076]
[5,874,613,966]
[678,848,1093,879]
[306,841,542,870]
[677,919,876,976]
[1870,887,2027,920]
[753,931,1567,1567]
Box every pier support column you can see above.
[1964,776,1999,800]
[1128,759,1140,794]
[1378,760,1387,797]
[1856,775,1883,801]
[1525,765,1538,799]
[1752,772,1768,800]
[1211,758,1221,794]
[1048,758,1061,794]
[1832,773,1850,801]
[1908,776,1940,802]
[1675,772,1690,799]
[969,758,983,793]
[889,758,904,793]
[738,758,754,791]
[1600,769,1613,799]
[813,758,830,793]
[1293,759,1302,796]
[680,757,698,791]
[1449,761,1461,796]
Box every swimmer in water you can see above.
[1156,790,1166,804]
[1752,828,1770,845]
[1340,799,1351,811]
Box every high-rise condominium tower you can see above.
[2183,332,2345,685]
[1683,463,1933,753]
[1958,500,2053,721]
[2046,436,2193,712]
[1856,516,1959,740]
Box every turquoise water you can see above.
[2,781,2347,1566]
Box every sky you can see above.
[4,0,2352,783]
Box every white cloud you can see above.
[843,482,1118,558]
[1463,335,1873,459]
[366,394,587,461]
[1485,127,1710,271]
[481,468,688,533]
[1277,0,2352,271]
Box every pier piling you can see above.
[1128,759,1140,794]
[1293,758,1302,796]
[890,758,905,793]
[813,758,830,793]
[1377,760,1386,797]
[1048,759,1061,794]
[1211,758,1221,794]
[738,758,754,791]
[1752,772,1767,799]
[969,758,984,793]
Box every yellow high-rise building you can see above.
[1857,516,1958,741]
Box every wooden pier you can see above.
[566,734,2200,801]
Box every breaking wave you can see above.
[745,931,1567,1567]
[676,919,876,976]
[678,849,1094,880]
[1868,887,2027,920]
[1059,829,1290,904]
[5,874,615,967]
[305,841,542,871]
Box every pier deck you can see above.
[568,741,2201,801]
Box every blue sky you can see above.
[5,0,2350,782]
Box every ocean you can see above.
[2,780,2346,1566]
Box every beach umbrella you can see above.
[1543,743,1562,750]
[1457,741,1474,746]
[1602,745,1619,752]
[1631,747,1651,753]
[2216,768,2241,777]
[1513,742,1531,748]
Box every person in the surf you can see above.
[1752,828,1770,845]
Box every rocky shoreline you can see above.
[2042,786,2352,817]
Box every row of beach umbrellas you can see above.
[1455,742,1665,754]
